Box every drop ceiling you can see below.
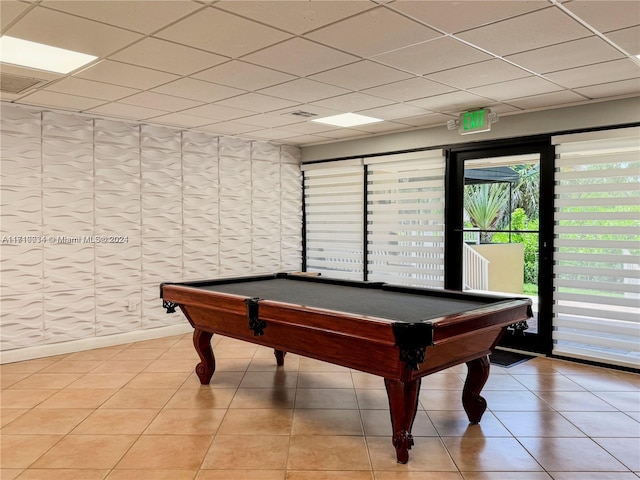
[1,0,638,146]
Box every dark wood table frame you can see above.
[161,273,531,463]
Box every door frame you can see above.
[445,136,554,355]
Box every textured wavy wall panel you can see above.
[1,187,42,235]
[0,294,43,349]
[0,104,301,354]
[95,144,141,193]
[96,242,142,287]
[183,237,219,280]
[44,243,94,293]
[96,285,141,335]
[44,289,95,343]
[253,237,282,272]
[1,133,41,188]
[95,118,140,146]
[219,237,251,277]
[183,194,219,238]
[219,136,251,158]
[95,191,141,236]
[0,244,43,294]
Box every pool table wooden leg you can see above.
[384,377,421,464]
[193,329,215,384]
[274,349,286,366]
[462,355,490,423]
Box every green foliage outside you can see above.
[493,208,539,287]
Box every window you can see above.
[552,127,640,369]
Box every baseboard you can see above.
[0,324,193,364]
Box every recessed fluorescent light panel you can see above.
[311,112,383,128]
[0,36,98,74]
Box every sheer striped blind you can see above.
[303,160,364,280]
[366,151,445,287]
[552,127,640,368]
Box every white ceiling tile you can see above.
[87,102,168,120]
[41,0,203,34]
[506,90,588,110]
[214,1,374,34]
[469,76,565,101]
[242,38,358,77]
[193,61,295,91]
[257,78,351,103]
[373,37,492,75]
[44,77,140,101]
[118,92,204,112]
[408,90,494,113]
[456,7,592,56]
[277,121,338,135]
[271,104,344,119]
[563,1,640,33]
[545,59,640,89]
[349,120,414,134]
[19,90,105,110]
[146,113,213,128]
[5,6,142,57]
[214,93,300,113]
[395,112,457,127]
[245,128,303,141]
[575,78,640,99]
[361,77,455,102]
[1,0,31,30]
[155,7,291,57]
[234,114,300,129]
[74,60,180,90]
[306,6,441,57]
[606,26,640,56]
[310,92,393,112]
[388,1,549,34]
[426,59,531,89]
[180,103,254,121]
[505,37,625,74]
[309,61,413,91]
[356,103,433,120]
[151,78,245,103]
[109,38,228,75]
[279,134,333,145]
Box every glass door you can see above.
[446,140,554,354]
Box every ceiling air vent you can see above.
[0,72,47,94]
[287,110,318,118]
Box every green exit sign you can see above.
[459,109,491,135]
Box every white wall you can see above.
[0,103,302,363]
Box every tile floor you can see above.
[1,333,639,480]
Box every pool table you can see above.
[160,272,531,463]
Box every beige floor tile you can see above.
[110,349,165,361]
[182,371,244,389]
[144,408,225,435]
[510,374,585,391]
[518,437,627,471]
[126,371,190,389]
[72,408,159,434]
[230,387,296,408]
[297,372,354,389]
[367,436,458,471]
[286,472,373,480]
[428,411,511,437]
[492,410,585,437]
[420,373,465,390]
[442,437,543,472]
[481,390,552,411]
[287,435,370,470]
[2,408,93,434]
[198,470,286,480]
[593,391,640,411]
[352,372,385,389]
[165,386,235,409]
[547,472,639,479]
[298,358,351,372]
[143,357,200,373]
[248,355,300,372]
[115,435,212,470]
[292,409,363,435]
[31,434,137,469]
[0,469,22,480]
[535,390,618,411]
[1,358,61,374]
[360,409,437,437]
[0,434,63,468]
[594,437,640,471]
[106,470,196,480]
[481,374,529,391]
[561,411,640,437]
[100,388,175,409]
[127,336,182,349]
[239,370,299,388]
[564,374,639,392]
[356,388,390,409]
[218,408,293,435]
[39,360,104,374]
[1,373,32,388]
[295,388,358,409]
[375,472,463,480]
[37,388,118,409]
[90,359,153,373]
[0,408,29,427]
[213,357,251,372]
[0,389,57,409]
[201,434,290,470]
[14,469,109,479]
[65,348,120,362]
[419,389,466,411]
[9,373,82,390]
[461,473,551,480]
[66,372,137,389]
